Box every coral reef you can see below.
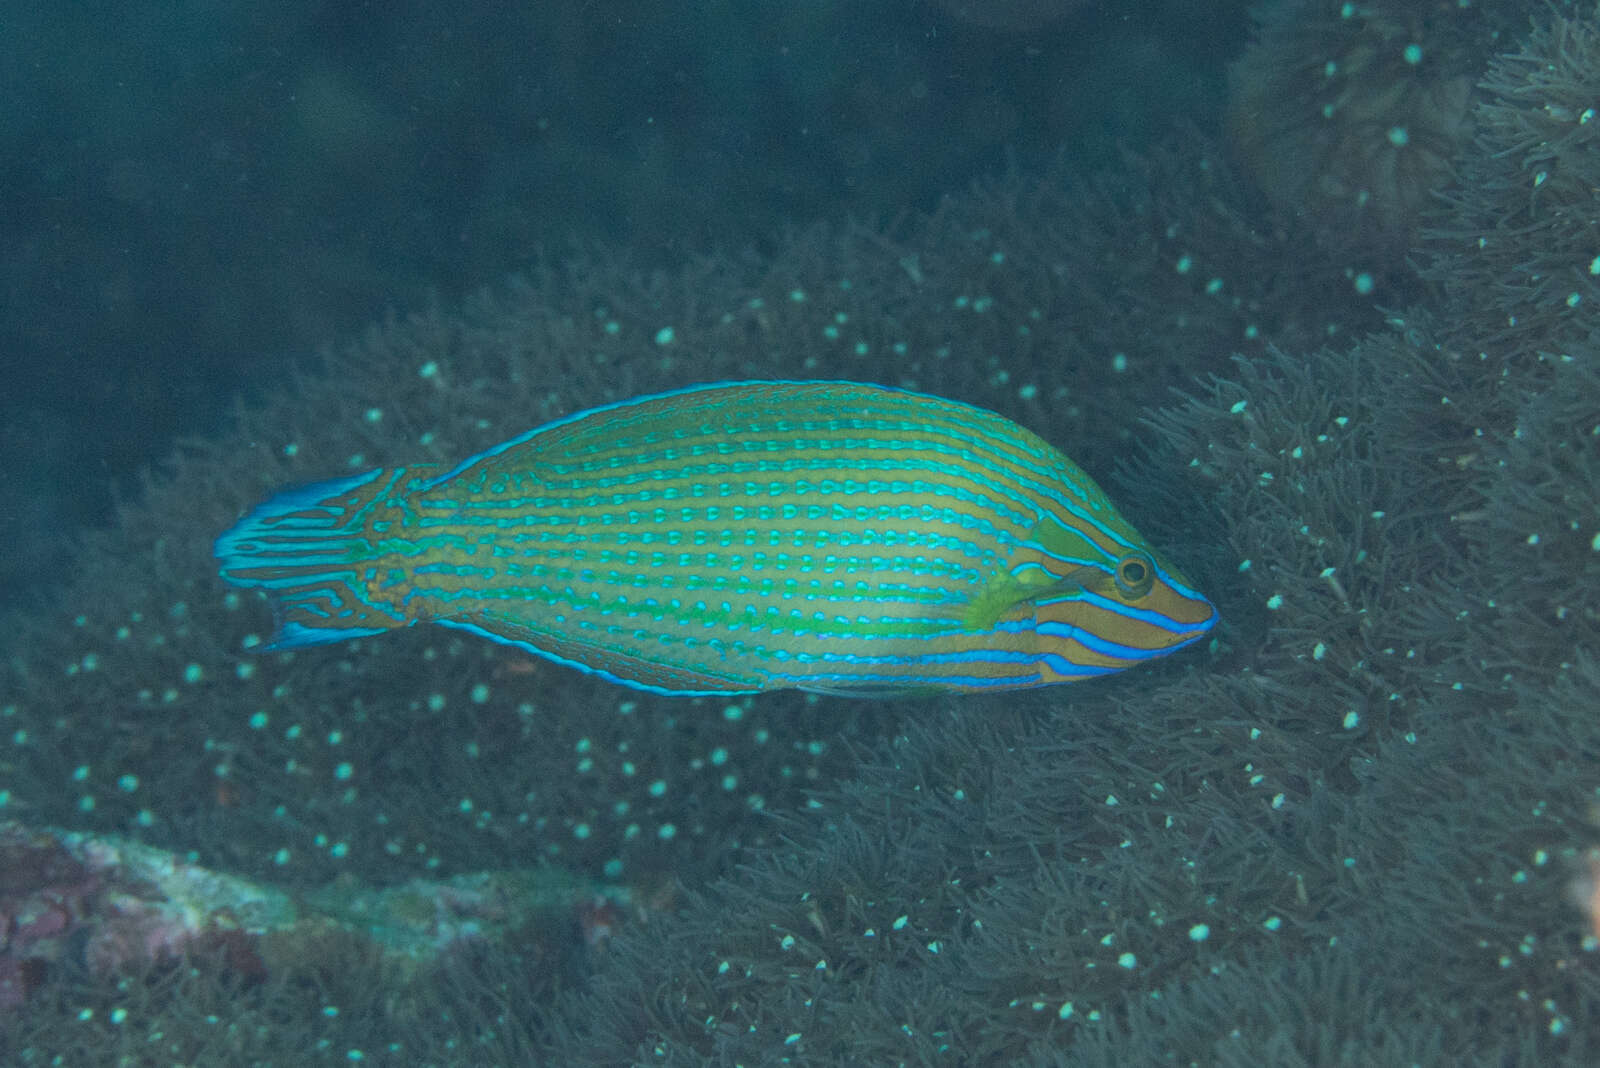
[542,311,1600,1060]
[2,4,1597,1064]
[1420,7,1600,363]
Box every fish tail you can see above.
[215,467,411,649]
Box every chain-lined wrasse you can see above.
[215,380,1216,696]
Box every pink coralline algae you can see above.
[0,828,99,1008]
[1,832,91,1007]
[0,820,287,1010]
[0,819,630,1014]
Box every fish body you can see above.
[215,381,1215,696]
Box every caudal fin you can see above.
[215,468,410,649]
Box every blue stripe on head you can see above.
[1037,589,1213,636]
[1034,621,1172,663]
[1153,564,1215,609]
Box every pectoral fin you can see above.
[961,564,1104,632]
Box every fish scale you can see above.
[216,380,1216,696]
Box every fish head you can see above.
[967,515,1217,683]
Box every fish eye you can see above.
[1114,554,1155,598]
